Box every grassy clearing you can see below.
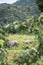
[0,34,39,53]
[6,34,39,65]
[6,34,39,54]
[0,34,39,65]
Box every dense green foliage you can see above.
[0,13,43,65]
[13,13,43,65]
[0,48,8,65]
[14,48,39,65]
[37,13,43,57]
[0,14,42,35]
[0,0,43,65]
[36,0,43,11]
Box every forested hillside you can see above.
[0,0,40,24]
[14,0,36,6]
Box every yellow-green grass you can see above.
[0,34,39,54]
[0,34,39,64]
[6,34,39,54]
[6,34,39,65]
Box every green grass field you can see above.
[0,34,39,52]
[0,34,43,65]
[5,34,40,65]
[6,34,39,54]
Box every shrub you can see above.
[37,13,43,56]
[0,33,5,40]
[3,40,10,48]
[0,48,8,65]
[13,48,39,65]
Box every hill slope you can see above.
[14,0,36,6]
[0,0,40,24]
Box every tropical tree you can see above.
[36,0,43,12]
[37,13,43,56]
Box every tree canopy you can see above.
[36,0,43,12]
